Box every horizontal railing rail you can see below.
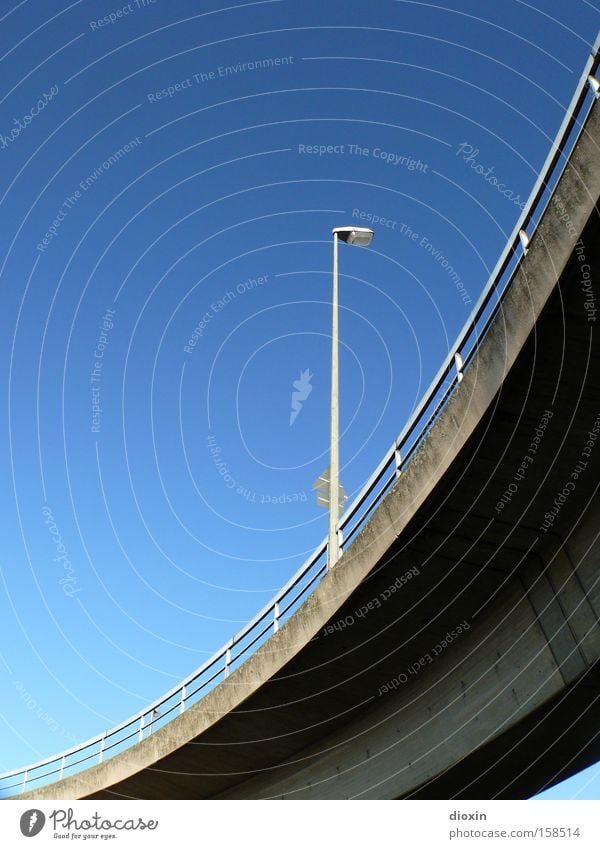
[2,34,598,798]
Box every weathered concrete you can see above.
[218,508,600,799]
[17,96,600,801]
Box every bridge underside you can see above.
[20,98,600,803]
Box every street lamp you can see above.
[314,226,374,568]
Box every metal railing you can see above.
[2,35,598,798]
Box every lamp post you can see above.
[327,226,374,567]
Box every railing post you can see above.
[519,229,530,253]
[454,352,464,384]
[59,756,65,780]
[138,715,145,742]
[21,770,28,793]
[224,641,232,678]
[337,526,343,555]
[273,601,280,633]
[98,733,106,764]
[394,443,402,478]
[180,685,186,715]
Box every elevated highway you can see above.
[11,58,600,802]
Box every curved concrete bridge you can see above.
[16,74,600,802]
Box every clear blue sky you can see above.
[0,0,598,799]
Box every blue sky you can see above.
[0,0,598,798]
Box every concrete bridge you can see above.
[11,52,600,801]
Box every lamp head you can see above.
[332,226,374,246]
